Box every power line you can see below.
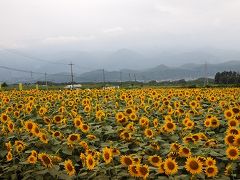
[0,46,95,74]
[0,65,71,77]
[0,46,68,66]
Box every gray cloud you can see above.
[0,0,240,52]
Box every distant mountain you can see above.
[1,47,240,83]
[73,60,240,82]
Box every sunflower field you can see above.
[0,88,240,179]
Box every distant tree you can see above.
[1,82,8,87]
[214,71,240,84]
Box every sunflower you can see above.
[150,142,160,151]
[112,148,121,156]
[170,143,181,152]
[132,156,141,164]
[164,158,178,175]
[86,154,95,170]
[204,119,211,128]
[148,155,162,167]
[102,147,113,164]
[7,121,14,133]
[224,134,235,146]
[16,144,24,153]
[96,110,105,121]
[39,133,48,144]
[128,165,140,177]
[38,107,47,116]
[67,134,80,144]
[80,153,86,166]
[164,121,176,133]
[125,107,134,116]
[15,140,25,147]
[185,157,203,174]
[43,117,51,124]
[179,147,191,158]
[234,134,240,146]
[139,117,149,128]
[53,115,63,124]
[6,151,13,161]
[137,164,149,179]
[226,127,239,135]
[224,109,234,120]
[31,150,38,157]
[189,100,198,109]
[84,105,91,113]
[210,117,220,128]
[126,123,135,132]
[186,121,194,129]
[32,125,40,137]
[205,165,218,177]
[224,163,233,176]
[79,141,89,150]
[120,155,133,166]
[24,120,34,132]
[144,128,154,138]
[73,117,82,128]
[120,131,132,141]
[158,162,165,174]
[5,141,12,151]
[129,113,137,121]
[87,134,97,140]
[27,155,37,164]
[1,113,9,123]
[52,131,62,138]
[228,119,239,127]
[226,146,239,160]
[64,159,76,176]
[51,155,62,163]
[153,118,159,128]
[80,124,90,133]
[205,157,216,166]
[38,153,53,168]
[115,112,125,122]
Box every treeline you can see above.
[215,71,240,84]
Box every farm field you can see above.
[0,88,240,179]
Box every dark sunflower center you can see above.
[229,149,237,156]
[189,160,199,170]
[124,158,132,165]
[167,161,175,170]
[139,167,148,176]
[167,123,174,129]
[207,167,214,173]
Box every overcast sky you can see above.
[1,0,240,52]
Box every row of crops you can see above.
[0,88,240,179]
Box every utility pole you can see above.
[134,73,137,82]
[129,73,131,81]
[204,61,208,87]
[30,71,33,84]
[45,72,48,90]
[69,62,74,89]
[102,69,105,87]
[120,71,122,86]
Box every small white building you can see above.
[64,84,82,89]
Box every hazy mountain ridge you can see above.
[1,48,240,83]
[46,60,240,83]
